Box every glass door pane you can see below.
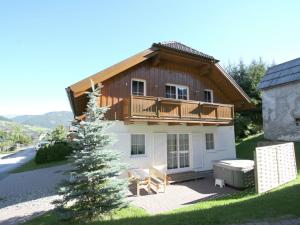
[177,87,188,100]
[167,134,178,169]
[179,134,189,168]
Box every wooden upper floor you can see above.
[66,42,252,125]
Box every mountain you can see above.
[0,120,48,139]
[0,116,11,122]
[11,111,73,129]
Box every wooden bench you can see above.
[149,166,167,193]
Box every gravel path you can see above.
[0,164,69,225]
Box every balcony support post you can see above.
[156,97,161,118]
[198,102,202,119]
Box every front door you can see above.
[167,134,190,170]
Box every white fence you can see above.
[254,142,297,194]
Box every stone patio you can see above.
[128,176,238,214]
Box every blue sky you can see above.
[1,0,300,115]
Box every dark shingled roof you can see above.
[152,41,218,62]
[259,57,300,90]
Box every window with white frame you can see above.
[204,89,213,103]
[131,79,145,96]
[165,84,188,100]
[205,133,215,150]
[167,134,189,169]
[131,134,145,155]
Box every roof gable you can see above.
[67,41,252,112]
[259,57,300,90]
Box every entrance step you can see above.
[167,170,212,184]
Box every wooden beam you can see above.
[152,55,160,66]
[128,118,232,124]
[124,120,135,125]
[203,123,219,126]
[168,122,183,126]
[218,122,234,126]
[148,122,159,125]
[187,123,203,126]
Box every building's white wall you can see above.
[107,121,236,172]
[262,82,300,141]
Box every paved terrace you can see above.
[128,176,238,214]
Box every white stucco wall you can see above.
[262,81,300,141]
[107,121,236,173]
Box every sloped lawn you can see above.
[12,159,68,173]
[24,134,300,225]
[236,133,300,166]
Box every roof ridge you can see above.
[268,57,300,69]
[260,70,300,83]
[153,41,217,62]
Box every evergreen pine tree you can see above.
[55,81,128,220]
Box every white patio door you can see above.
[192,133,203,169]
[167,134,190,170]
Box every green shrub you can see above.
[235,113,262,140]
[35,142,72,164]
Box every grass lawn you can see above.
[12,159,68,173]
[236,132,300,166]
[23,134,300,225]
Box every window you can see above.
[295,118,300,126]
[179,134,189,168]
[167,134,189,169]
[165,85,176,99]
[205,133,215,150]
[131,134,145,155]
[204,89,213,103]
[178,87,188,100]
[167,134,178,169]
[131,79,145,96]
[165,84,188,100]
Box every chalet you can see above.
[66,41,252,174]
[259,57,300,141]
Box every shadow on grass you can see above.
[25,178,300,225]
[96,182,300,225]
[236,133,264,160]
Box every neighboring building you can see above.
[259,57,300,141]
[66,41,252,173]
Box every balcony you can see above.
[123,95,234,125]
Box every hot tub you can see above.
[213,159,255,189]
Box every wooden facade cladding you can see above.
[94,59,235,122]
[74,54,252,123]
[123,95,234,124]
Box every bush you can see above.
[235,113,262,140]
[35,142,72,164]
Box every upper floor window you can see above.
[204,89,213,103]
[131,79,146,96]
[165,84,188,100]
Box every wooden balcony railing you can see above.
[123,95,234,124]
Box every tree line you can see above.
[0,125,32,151]
[226,58,270,140]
